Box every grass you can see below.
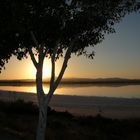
[0,100,140,140]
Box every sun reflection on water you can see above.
[0,84,140,98]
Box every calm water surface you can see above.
[0,84,140,99]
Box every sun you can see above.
[42,61,51,79]
[29,59,51,79]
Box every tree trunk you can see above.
[36,64,48,140]
[36,105,47,140]
[34,45,72,140]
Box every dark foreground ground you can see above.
[0,100,140,140]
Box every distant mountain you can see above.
[60,78,140,84]
[0,78,140,85]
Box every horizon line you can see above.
[0,77,140,81]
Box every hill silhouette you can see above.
[0,78,140,85]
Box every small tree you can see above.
[0,0,139,140]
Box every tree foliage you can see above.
[0,0,139,72]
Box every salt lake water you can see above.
[0,84,140,99]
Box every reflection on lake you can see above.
[0,84,140,98]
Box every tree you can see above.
[0,0,140,140]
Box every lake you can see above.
[0,83,140,99]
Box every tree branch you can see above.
[30,30,44,67]
[28,47,38,69]
[42,48,48,58]
[45,39,75,105]
[49,45,58,90]
[53,45,72,91]
[30,31,39,47]
[53,38,77,92]
[38,44,45,65]
[30,31,46,64]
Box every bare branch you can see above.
[38,45,45,65]
[53,38,77,91]
[30,31,45,66]
[45,39,75,105]
[30,31,39,47]
[28,47,38,69]
[49,45,58,90]
[49,39,60,91]
[30,31,47,61]
[43,48,48,58]
[53,45,72,91]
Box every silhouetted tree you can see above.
[0,0,140,140]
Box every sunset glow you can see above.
[43,60,51,79]
[0,13,140,80]
[31,59,51,79]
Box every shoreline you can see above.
[0,90,140,119]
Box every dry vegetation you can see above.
[0,100,140,140]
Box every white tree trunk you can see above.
[36,105,47,140]
[36,66,48,140]
[29,36,74,140]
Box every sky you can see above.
[0,12,140,80]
